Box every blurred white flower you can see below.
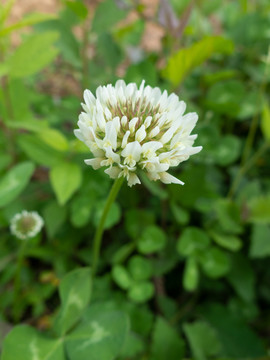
[75,80,202,187]
[10,210,44,240]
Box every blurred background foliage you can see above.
[0,0,270,358]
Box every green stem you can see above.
[91,177,124,280]
[13,240,27,322]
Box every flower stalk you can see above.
[12,240,27,322]
[91,177,124,280]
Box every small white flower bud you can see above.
[10,211,44,240]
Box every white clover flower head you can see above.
[75,80,202,187]
[10,210,44,240]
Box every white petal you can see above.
[141,141,163,159]
[96,86,106,103]
[83,89,96,108]
[186,146,203,155]
[79,112,91,126]
[84,158,104,169]
[148,126,160,138]
[138,79,145,95]
[154,162,170,172]
[158,90,168,109]
[112,116,120,133]
[135,125,146,142]
[104,121,117,150]
[126,83,137,98]
[129,117,139,133]
[127,172,141,187]
[96,112,106,132]
[144,116,152,128]
[74,129,84,142]
[167,93,179,111]
[121,130,130,148]
[104,166,121,179]
[142,141,163,153]
[147,171,160,181]
[157,114,168,128]
[121,116,128,128]
[105,147,120,163]
[160,122,180,144]
[175,100,186,116]
[159,172,184,185]
[121,141,142,162]
[105,107,112,120]
[115,79,126,92]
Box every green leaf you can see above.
[199,247,231,278]
[70,195,93,228]
[128,255,153,281]
[125,209,155,240]
[183,256,199,291]
[125,60,158,87]
[65,1,88,19]
[37,129,69,152]
[111,242,136,265]
[137,225,166,254]
[177,227,210,257]
[0,161,35,208]
[183,321,221,360]
[0,0,15,27]
[120,332,144,358]
[150,317,185,360]
[163,36,234,86]
[170,201,190,225]
[261,103,270,141]
[128,281,154,303]
[0,62,8,77]
[205,80,246,117]
[0,13,57,37]
[7,119,49,132]
[18,134,63,167]
[168,165,213,209]
[237,90,263,120]
[226,254,255,302]
[43,200,67,238]
[97,33,123,70]
[92,0,126,33]
[50,162,82,205]
[125,304,153,336]
[56,267,91,335]
[1,325,65,360]
[112,265,132,290]
[201,303,266,358]
[65,306,129,360]
[213,135,242,166]
[248,194,270,224]
[8,32,59,78]
[0,154,12,172]
[210,231,242,252]
[215,199,243,234]
[250,224,270,258]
